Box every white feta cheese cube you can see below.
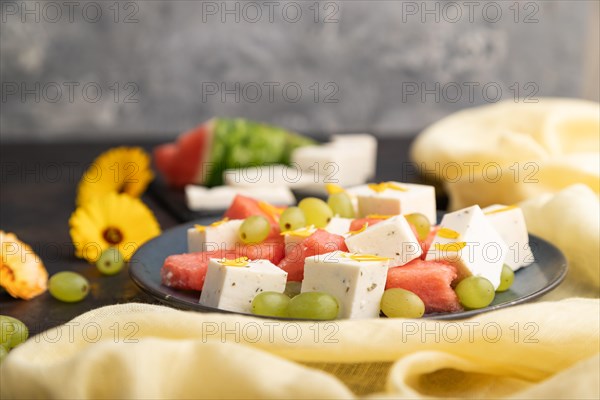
[199,258,287,313]
[344,215,422,266]
[483,204,534,271]
[325,217,353,236]
[347,182,437,224]
[291,144,369,187]
[223,165,315,188]
[185,185,294,211]
[302,251,389,319]
[187,219,243,253]
[426,205,507,289]
[331,134,378,179]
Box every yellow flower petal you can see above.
[76,147,154,206]
[69,193,161,262]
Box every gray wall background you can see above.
[1,0,598,142]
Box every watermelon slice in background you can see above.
[278,229,348,282]
[154,121,212,188]
[386,259,462,313]
[154,118,315,188]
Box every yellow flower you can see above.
[0,231,48,300]
[69,192,161,262]
[76,147,153,206]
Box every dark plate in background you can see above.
[149,178,328,222]
[147,137,450,222]
[130,216,568,320]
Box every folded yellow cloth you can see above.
[520,184,600,299]
[1,298,599,399]
[410,98,600,210]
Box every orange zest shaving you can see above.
[218,257,249,267]
[343,253,389,262]
[194,217,230,233]
[368,182,408,193]
[434,242,467,252]
[325,183,345,195]
[366,214,394,220]
[437,227,460,239]
[258,201,284,222]
[485,205,518,215]
[281,225,315,237]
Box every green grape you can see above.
[455,276,495,309]
[96,247,125,275]
[287,292,339,320]
[0,344,7,363]
[327,192,355,218]
[0,315,29,350]
[239,215,271,244]
[404,213,431,241]
[48,271,90,303]
[298,198,333,228]
[251,292,291,317]
[279,207,306,232]
[380,288,425,318]
[496,264,515,292]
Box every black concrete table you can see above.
[1,137,435,335]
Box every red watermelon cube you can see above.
[386,259,462,313]
[349,217,385,232]
[161,239,285,291]
[278,229,348,282]
[224,195,282,238]
[161,250,228,291]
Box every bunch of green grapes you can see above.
[252,291,339,320]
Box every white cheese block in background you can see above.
[223,165,315,188]
[325,217,353,236]
[347,182,437,224]
[291,134,377,189]
[330,134,378,180]
[187,219,243,253]
[483,204,534,271]
[185,185,294,211]
[199,259,287,314]
[426,205,507,289]
[291,144,365,187]
[301,251,389,319]
[344,215,422,266]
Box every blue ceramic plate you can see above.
[129,217,567,320]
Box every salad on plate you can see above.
[160,181,534,320]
